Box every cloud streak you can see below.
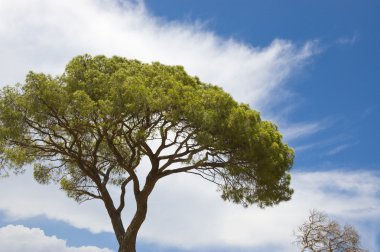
[335,33,359,46]
[327,143,355,156]
[281,121,325,142]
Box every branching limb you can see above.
[117,176,133,214]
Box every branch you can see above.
[105,132,141,199]
[116,176,133,214]
[158,128,197,161]
[185,170,222,186]
[155,120,175,156]
[158,161,225,179]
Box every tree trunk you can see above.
[118,197,149,252]
[98,184,125,246]
[118,172,157,252]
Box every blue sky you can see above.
[144,0,380,170]
[145,0,380,170]
[0,0,379,251]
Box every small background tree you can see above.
[295,209,368,252]
[0,55,294,252]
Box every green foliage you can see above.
[0,54,294,207]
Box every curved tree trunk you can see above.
[118,197,149,252]
[100,188,126,246]
[118,174,157,252]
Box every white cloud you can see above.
[0,169,378,251]
[0,0,323,142]
[0,0,316,112]
[0,169,112,233]
[142,170,380,251]
[0,225,113,252]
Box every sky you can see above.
[0,0,379,251]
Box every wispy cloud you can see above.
[280,121,326,142]
[0,225,113,252]
[294,134,354,154]
[335,32,359,46]
[294,143,317,152]
[327,143,356,156]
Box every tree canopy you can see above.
[0,55,294,251]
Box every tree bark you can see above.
[96,182,126,246]
[118,175,157,252]
[118,199,148,252]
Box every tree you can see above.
[295,209,368,252]
[0,55,294,252]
